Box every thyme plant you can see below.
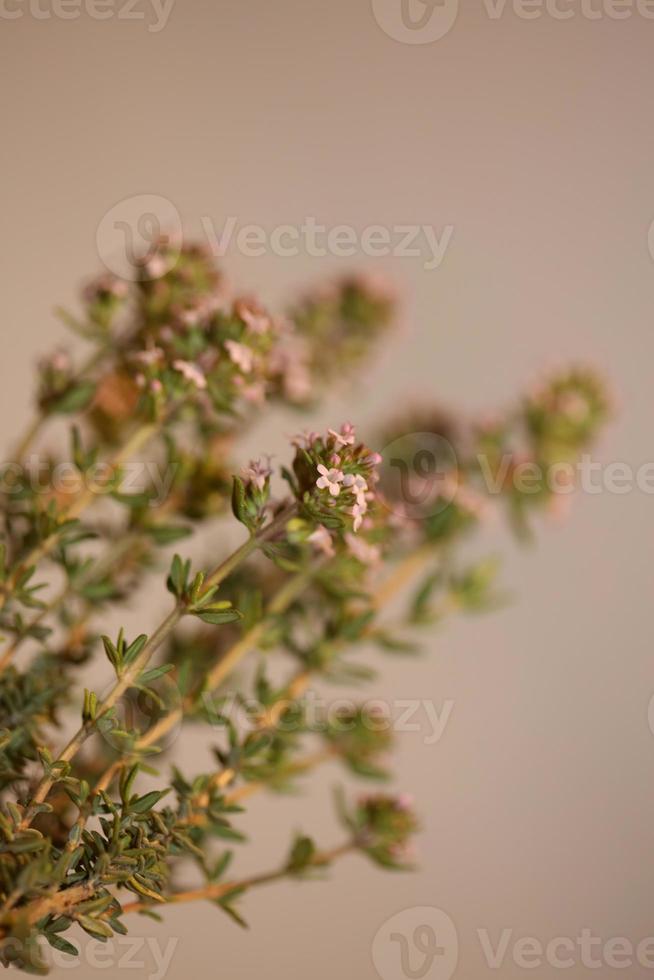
[0,240,609,973]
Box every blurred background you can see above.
[1,1,653,977]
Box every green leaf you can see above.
[129,789,169,814]
[287,835,316,873]
[45,932,79,956]
[138,664,174,685]
[145,524,192,545]
[196,609,243,626]
[77,916,113,940]
[124,634,148,665]
[231,476,248,526]
[52,381,96,415]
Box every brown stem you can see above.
[224,746,338,806]
[120,840,355,915]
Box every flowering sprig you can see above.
[0,241,612,973]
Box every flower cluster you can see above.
[344,792,418,868]
[288,423,382,537]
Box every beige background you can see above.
[2,1,653,977]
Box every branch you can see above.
[120,840,355,915]
[19,505,296,826]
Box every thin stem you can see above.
[120,840,355,915]
[224,746,337,806]
[19,507,295,826]
[9,415,44,467]
[113,563,315,762]
[373,543,435,609]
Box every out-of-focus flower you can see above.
[344,532,380,565]
[308,524,336,558]
[225,340,254,374]
[173,360,207,390]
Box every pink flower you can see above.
[344,532,380,565]
[316,464,344,497]
[133,346,164,367]
[559,391,589,422]
[143,254,169,280]
[291,430,319,450]
[225,340,254,374]
[235,299,271,335]
[395,793,415,811]
[173,360,207,389]
[242,457,272,491]
[328,422,356,448]
[308,525,335,558]
[83,273,129,302]
[343,473,368,503]
[269,331,313,403]
[47,349,71,374]
[234,376,267,405]
[349,500,368,532]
